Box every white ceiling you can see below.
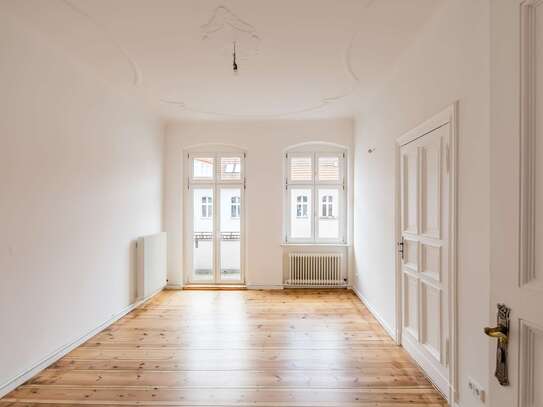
[4,0,443,120]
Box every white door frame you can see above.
[394,102,458,404]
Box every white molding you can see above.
[165,284,183,290]
[519,319,543,407]
[161,95,352,119]
[397,106,454,147]
[351,286,396,340]
[519,0,540,290]
[394,102,459,404]
[201,6,261,47]
[246,284,284,290]
[61,0,143,86]
[0,288,164,399]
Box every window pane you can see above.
[290,156,312,181]
[318,188,339,239]
[318,156,340,182]
[192,188,213,280]
[220,188,241,281]
[290,188,312,239]
[193,157,214,179]
[220,156,241,181]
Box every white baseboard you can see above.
[350,285,396,340]
[165,284,183,290]
[246,284,284,290]
[0,288,164,398]
[402,332,451,402]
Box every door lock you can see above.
[484,304,511,386]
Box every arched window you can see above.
[284,148,346,243]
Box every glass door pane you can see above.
[192,188,214,281]
[219,187,241,282]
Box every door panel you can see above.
[404,272,419,340]
[420,133,442,239]
[402,148,419,234]
[399,119,450,398]
[421,243,441,282]
[420,281,442,362]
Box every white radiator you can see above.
[136,232,167,301]
[286,253,345,287]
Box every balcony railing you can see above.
[193,232,240,248]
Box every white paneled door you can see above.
[398,106,455,401]
[489,1,543,406]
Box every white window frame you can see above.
[284,150,346,244]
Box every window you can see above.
[220,156,241,181]
[231,196,240,218]
[285,150,345,243]
[201,196,213,218]
[193,157,214,180]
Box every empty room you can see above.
[1,1,542,406]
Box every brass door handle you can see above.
[484,326,508,343]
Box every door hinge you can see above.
[445,337,450,365]
[397,237,405,260]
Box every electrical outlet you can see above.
[467,377,486,403]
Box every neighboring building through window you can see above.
[231,196,240,218]
[296,195,308,218]
[201,196,213,218]
[321,195,334,218]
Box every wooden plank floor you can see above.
[0,289,446,406]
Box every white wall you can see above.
[352,1,490,406]
[164,119,353,288]
[0,11,164,393]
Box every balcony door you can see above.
[187,153,244,285]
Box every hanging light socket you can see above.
[232,41,239,74]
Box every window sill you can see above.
[281,243,351,247]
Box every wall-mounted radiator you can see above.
[286,253,345,287]
[136,232,167,301]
